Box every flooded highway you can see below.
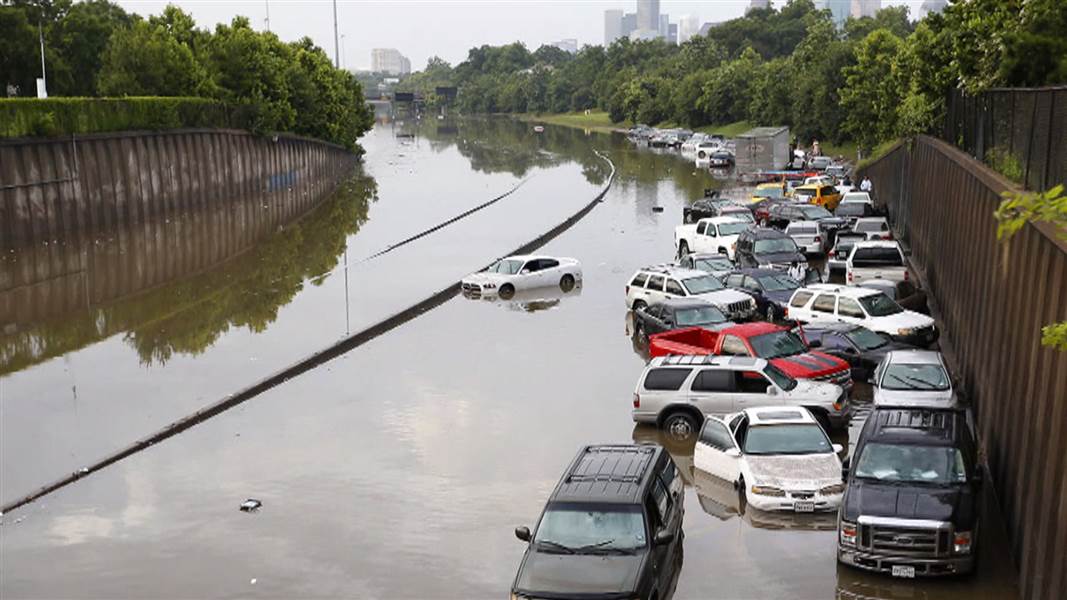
[0,119,1018,598]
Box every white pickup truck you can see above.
[846,241,908,285]
[675,216,750,260]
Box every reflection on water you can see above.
[460,282,583,313]
[0,173,376,375]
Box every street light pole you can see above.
[332,0,340,68]
[341,34,347,70]
[264,0,271,32]
[38,21,47,94]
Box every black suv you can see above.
[734,228,808,270]
[838,408,982,577]
[633,298,732,339]
[512,445,685,600]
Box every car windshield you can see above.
[844,327,890,351]
[694,257,734,272]
[799,206,833,220]
[858,293,904,316]
[854,443,968,484]
[743,424,833,455]
[852,247,903,267]
[837,203,867,216]
[882,364,950,391]
[753,238,799,254]
[718,222,749,236]
[750,331,807,359]
[487,259,523,274]
[855,221,884,232]
[682,275,726,294]
[755,187,785,199]
[534,504,647,553]
[756,274,799,292]
[763,363,798,391]
[676,306,728,326]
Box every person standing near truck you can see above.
[860,176,872,193]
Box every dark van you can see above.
[511,445,685,600]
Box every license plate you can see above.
[891,565,916,578]
[794,501,814,513]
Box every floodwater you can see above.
[0,118,1017,599]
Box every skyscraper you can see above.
[637,0,660,32]
[371,48,411,75]
[677,14,699,44]
[747,0,770,12]
[919,0,948,18]
[551,39,579,54]
[604,9,624,45]
[851,0,881,19]
[818,0,851,28]
[659,14,669,39]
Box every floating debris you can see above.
[240,499,262,512]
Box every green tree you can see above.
[840,29,905,151]
[48,0,132,96]
[203,17,294,132]
[0,6,42,96]
[97,19,209,96]
[844,6,914,41]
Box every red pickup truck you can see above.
[648,322,852,389]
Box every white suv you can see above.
[786,284,938,347]
[626,265,756,320]
[632,355,848,438]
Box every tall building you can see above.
[818,0,851,28]
[747,0,770,12]
[677,14,700,44]
[637,0,660,32]
[371,48,411,75]
[604,9,624,45]
[659,14,669,39]
[919,0,948,18]
[622,13,638,38]
[851,0,882,19]
[551,38,579,54]
[668,23,678,45]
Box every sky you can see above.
[115,0,927,72]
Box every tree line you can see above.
[400,0,1066,152]
[0,0,373,150]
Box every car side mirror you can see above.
[515,526,531,542]
[654,530,675,546]
[520,269,530,275]
[766,386,778,396]
[832,444,844,454]
[724,448,741,458]
[808,339,822,348]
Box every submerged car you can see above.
[511,444,684,600]
[721,268,802,322]
[461,255,581,299]
[872,350,957,408]
[796,322,912,380]
[633,298,733,339]
[695,406,845,513]
[678,253,735,278]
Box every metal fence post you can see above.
[1043,90,1056,191]
[1024,90,1038,189]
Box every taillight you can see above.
[783,307,789,318]
[904,270,909,282]
[633,393,640,408]
[848,271,853,282]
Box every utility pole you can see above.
[332,0,340,68]
[341,34,347,70]
[264,0,271,32]
[38,21,47,96]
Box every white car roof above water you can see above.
[743,406,816,426]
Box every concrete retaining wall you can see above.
[0,129,358,249]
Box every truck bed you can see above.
[648,327,721,357]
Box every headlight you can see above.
[839,521,857,546]
[750,485,786,497]
[953,531,972,554]
[898,327,916,336]
[819,483,846,495]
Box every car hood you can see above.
[816,217,849,229]
[462,272,508,284]
[764,289,797,305]
[746,453,841,490]
[514,550,645,597]
[858,340,914,363]
[842,479,977,525]
[868,311,935,333]
[755,251,807,266]
[874,388,957,408]
[788,379,842,403]
[694,288,752,306]
[771,352,848,378]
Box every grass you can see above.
[855,139,900,171]
[692,120,754,137]
[518,111,627,134]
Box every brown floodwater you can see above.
[0,118,1018,599]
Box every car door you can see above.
[664,278,687,301]
[537,258,560,286]
[810,293,839,322]
[644,305,668,334]
[732,370,778,411]
[835,296,866,325]
[694,417,743,483]
[647,274,666,304]
[688,369,737,416]
[518,259,541,289]
[741,276,765,307]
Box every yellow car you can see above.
[747,182,789,204]
[793,183,842,210]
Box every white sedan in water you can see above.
[695,406,845,513]
[461,254,582,299]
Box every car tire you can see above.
[498,283,515,300]
[678,241,690,257]
[559,274,575,292]
[662,410,699,441]
[632,300,647,311]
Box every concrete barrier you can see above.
[0,129,358,249]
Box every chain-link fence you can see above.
[944,86,1067,191]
